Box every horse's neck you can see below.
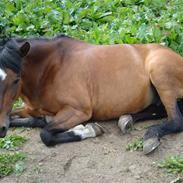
[20,41,59,100]
[16,37,88,108]
[20,38,89,96]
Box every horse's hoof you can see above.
[118,115,133,134]
[143,137,160,155]
[86,123,104,136]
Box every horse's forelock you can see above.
[0,39,22,74]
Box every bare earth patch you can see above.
[1,120,183,183]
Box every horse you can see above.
[0,35,183,155]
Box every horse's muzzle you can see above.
[0,117,10,138]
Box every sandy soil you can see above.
[1,119,183,183]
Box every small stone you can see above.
[134,174,141,180]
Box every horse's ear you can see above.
[19,42,30,57]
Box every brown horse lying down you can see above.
[0,35,183,154]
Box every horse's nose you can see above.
[0,126,7,138]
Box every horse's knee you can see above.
[40,129,56,147]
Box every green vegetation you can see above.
[0,152,26,177]
[0,134,27,177]
[0,134,27,150]
[13,98,23,110]
[0,0,183,55]
[126,138,143,151]
[159,156,183,175]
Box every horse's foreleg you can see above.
[10,107,46,128]
[41,123,104,146]
[10,117,47,128]
[118,101,167,134]
[10,107,32,118]
[10,106,42,118]
[40,106,104,146]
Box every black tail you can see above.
[176,99,183,119]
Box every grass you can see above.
[0,152,26,177]
[126,138,143,152]
[13,98,23,110]
[0,134,27,150]
[0,135,27,177]
[158,156,183,175]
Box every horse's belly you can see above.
[84,44,153,120]
[92,85,152,120]
[92,69,152,120]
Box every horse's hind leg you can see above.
[143,99,183,154]
[143,56,183,154]
[118,101,167,134]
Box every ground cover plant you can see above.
[126,138,143,152]
[159,156,183,175]
[0,151,27,177]
[0,0,182,55]
[0,134,27,150]
[0,134,27,177]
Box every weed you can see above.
[13,98,23,110]
[126,138,143,151]
[0,152,26,177]
[0,135,27,150]
[158,156,183,175]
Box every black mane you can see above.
[16,34,71,42]
[0,39,22,74]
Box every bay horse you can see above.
[0,35,183,154]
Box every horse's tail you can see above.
[175,99,183,120]
[150,82,162,106]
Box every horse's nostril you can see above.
[0,126,6,133]
[0,126,7,138]
[1,126,6,131]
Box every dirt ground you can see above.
[1,119,183,183]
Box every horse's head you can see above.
[0,39,30,137]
